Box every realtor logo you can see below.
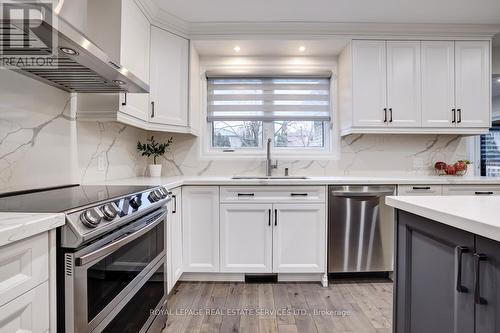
[0,0,58,68]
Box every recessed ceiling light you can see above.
[233,46,241,52]
[59,47,78,56]
[299,46,306,52]
[112,80,125,85]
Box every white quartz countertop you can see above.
[386,195,500,242]
[0,213,65,247]
[97,175,500,189]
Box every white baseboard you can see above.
[179,272,325,283]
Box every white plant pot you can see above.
[148,164,162,177]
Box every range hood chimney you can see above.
[0,2,149,93]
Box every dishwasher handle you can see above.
[330,191,394,197]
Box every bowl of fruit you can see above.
[434,160,470,176]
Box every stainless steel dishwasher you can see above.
[328,185,396,273]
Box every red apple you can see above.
[434,162,447,171]
[445,165,456,175]
[454,161,467,172]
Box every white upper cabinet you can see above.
[150,26,190,128]
[79,0,150,122]
[352,40,388,127]
[339,39,491,135]
[455,41,491,128]
[421,41,456,127]
[386,41,421,127]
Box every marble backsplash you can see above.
[1,70,469,192]
[151,132,468,178]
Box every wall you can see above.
[493,47,500,74]
[0,70,146,192]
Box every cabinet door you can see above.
[352,40,388,127]
[395,211,475,333]
[167,188,183,293]
[182,187,219,272]
[220,204,273,273]
[386,41,421,127]
[273,204,326,273]
[421,41,456,127]
[455,41,490,128]
[475,236,500,333]
[118,0,150,122]
[150,26,189,127]
[0,282,49,333]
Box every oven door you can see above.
[66,209,166,333]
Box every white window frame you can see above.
[199,70,338,160]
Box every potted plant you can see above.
[137,136,173,177]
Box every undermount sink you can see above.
[231,176,310,180]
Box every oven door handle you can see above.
[75,210,167,267]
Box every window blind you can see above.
[207,78,331,122]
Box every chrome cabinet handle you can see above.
[75,210,166,266]
[389,108,393,123]
[122,92,127,106]
[383,108,388,123]
[474,253,488,305]
[291,193,308,197]
[268,209,271,226]
[457,109,462,123]
[475,191,494,195]
[451,109,456,123]
[274,209,278,226]
[412,186,431,190]
[456,246,469,293]
[238,193,255,197]
[172,195,177,214]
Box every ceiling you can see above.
[153,0,500,24]
[193,39,350,56]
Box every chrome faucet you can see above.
[266,138,278,176]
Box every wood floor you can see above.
[163,279,393,333]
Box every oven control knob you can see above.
[148,190,162,202]
[80,209,102,228]
[101,203,119,221]
[129,196,142,209]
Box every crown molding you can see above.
[143,1,500,40]
[188,22,500,40]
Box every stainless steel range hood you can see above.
[0,3,149,93]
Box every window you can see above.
[480,127,500,176]
[207,77,331,153]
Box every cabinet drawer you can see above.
[0,232,49,307]
[0,281,49,333]
[398,185,442,196]
[443,185,500,196]
[220,186,326,203]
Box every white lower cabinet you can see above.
[273,204,326,273]
[182,187,220,272]
[442,185,500,196]
[0,281,49,333]
[167,187,183,293]
[220,204,273,273]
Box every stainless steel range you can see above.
[0,184,171,333]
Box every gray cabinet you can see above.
[396,211,475,333]
[475,236,500,333]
